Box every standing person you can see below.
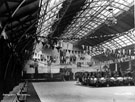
[34,60,38,79]
[47,59,52,78]
[65,70,70,81]
[132,70,135,85]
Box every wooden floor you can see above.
[1,82,41,102]
[32,81,135,102]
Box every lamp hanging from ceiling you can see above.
[105,0,117,26]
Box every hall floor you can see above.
[33,81,135,102]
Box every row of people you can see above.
[75,71,135,87]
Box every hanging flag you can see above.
[103,48,106,54]
[68,50,71,53]
[92,47,96,52]
[122,49,125,55]
[83,50,86,54]
[82,45,85,49]
[81,51,83,54]
[86,46,88,51]
[117,54,120,58]
[112,49,115,54]
[119,49,122,57]
[59,40,63,48]
[125,49,128,55]
[134,48,135,55]
[106,48,111,55]
[109,49,112,54]
[88,46,89,50]
[89,46,92,51]
[118,50,120,54]
[129,49,131,55]
[72,50,74,54]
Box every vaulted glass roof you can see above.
[38,0,134,40]
[60,0,134,42]
[92,28,135,56]
[37,0,66,37]
[37,0,134,56]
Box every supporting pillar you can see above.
[100,62,102,71]
[129,49,132,71]
[129,56,132,70]
[115,60,117,71]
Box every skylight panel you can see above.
[95,29,135,57]
[124,40,132,45]
[102,11,110,17]
[114,2,125,9]
[82,18,86,21]
[76,34,81,37]
[113,39,125,48]
[85,13,90,17]
[98,15,106,20]
[114,38,126,46]
[128,36,135,43]
[38,0,65,37]
[113,8,120,14]
[110,40,120,48]
[80,30,85,33]
[105,42,115,49]
[119,36,130,44]
[110,40,119,49]
[82,28,88,32]
[60,0,134,43]
[119,35,127,40]
[116,0,133,5]
[108,43,116,49]
[124,35,135,43]
[121,36,133,45]
[86,25,90,28]
[126,0,134,4]
[121,38,129,42]
[93,23,98,28]
[102,44,109,49]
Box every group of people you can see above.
[60,55,77,64]
[60,68,74,81]
[75,71,135,87]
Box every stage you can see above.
[32,81,135,102]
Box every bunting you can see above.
[35,28,135,41]
[82,45,85,49]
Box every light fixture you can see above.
[105,0,117,26]
[105,9,117,26]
